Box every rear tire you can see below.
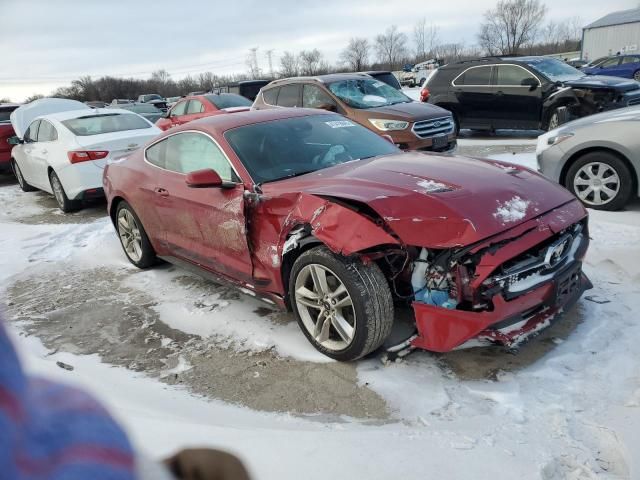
[565,151,633,211]
[115,201,157,268]
[49,170,81,213]
[289,246,394,361]
[12,160,36,192]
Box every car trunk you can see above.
[73,129,159,169]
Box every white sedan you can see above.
[10,99,161,212]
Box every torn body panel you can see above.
[245,191,399,295]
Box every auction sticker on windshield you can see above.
[325,120,356,128]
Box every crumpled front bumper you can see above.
[411,260,592,352]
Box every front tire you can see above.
[546,106,568,131]
[49,171,81,213]
[12,160,36,192]
[290,246,393,361]
[565,151,633,211]
[115,201,157,268]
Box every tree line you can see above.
[14,0,581,103]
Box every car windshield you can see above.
[523,58,585,82]
[62,113,151,136]
[205,94,252,109]
[224,114,399,184]
[327,78,411,108]
[144,94,162,101]
[367,73,402,90]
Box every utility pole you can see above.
[266,49,274,78]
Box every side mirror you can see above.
[317,103,337,112]
[521,78,538,91]
[7,136,22,145]
[185,168,235,189]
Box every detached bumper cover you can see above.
[411,262,591,352]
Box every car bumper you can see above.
[536,145,566,182]
[57,162,106,200]
[0,150,11,168]
[411,261,592,352]
[390,131,457,152]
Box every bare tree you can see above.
[375,25,408,70]
[0,97,11,103]
[279,51,299,77]
[150,69,171,84]
[414,18,439,62]
[340,37,370,71]
[197,72,216,91]
[478,0,547,55]
[299,49,329,76]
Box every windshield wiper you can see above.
[280,169,318,180]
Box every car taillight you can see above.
[420,87,430,102]
[68,151,109,164]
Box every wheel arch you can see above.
[109,195,126,227]
[560,146,638,195]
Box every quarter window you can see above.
[171,101,188,116]
[186,100,204,114]
[262,88,278,105]
[164,132,237,181]
[496,65,537,86]
[37,120,58,142]
[302,84,336,109]
[456,66,492,86]
[24,120,40,143]
[145,139,167,168]
[621,56,640,64]
[276,84,301,107]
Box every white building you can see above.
[582,8,640,61]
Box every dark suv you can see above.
[425,56,640,131]
[254,74,456,152]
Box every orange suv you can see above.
[252,73,456,151]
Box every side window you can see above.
[24,120,41,143]
[171,101,188,116]
[262,88,278,105]
[302,84,336,108]
[456,66,492,86]
[622,56,640,65]
[276,84,301,107]
[37,120,58,142]
[186,100,204,114]
[165,132,237,181]
[601,57,621,68]
[496,65,537,86]
[145,139,167,169]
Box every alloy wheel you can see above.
[634,71,640,82]
[51,175,66,207]
[573,161,620,206]
[117,208,143,262]
[294,263,356,352]
[548,113,559,130]
[13,163,25,189]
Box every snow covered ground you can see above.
[1,144,639,479]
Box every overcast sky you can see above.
[1,0,635,101]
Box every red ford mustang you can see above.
[103,108,591,361]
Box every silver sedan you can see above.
[537,106,640,210]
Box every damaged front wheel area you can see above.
[290,246,394,361]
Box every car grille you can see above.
[626,97,640,106]
[412,116,454,139]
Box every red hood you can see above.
[263,152,583,248]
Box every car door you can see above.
[179,99,207,125]
[32,120,59,189]
[275,84,302,107]
[597,57,623,76]
[492,65,542,130]
[153,131,253,280]
[18,120,41,187]
[302,84,339,112]
[167,100,188,129]
[619,56,640,79]
[451,65,495,128]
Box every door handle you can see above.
[154,187,169,197]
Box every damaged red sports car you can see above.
[103,108,591,361]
